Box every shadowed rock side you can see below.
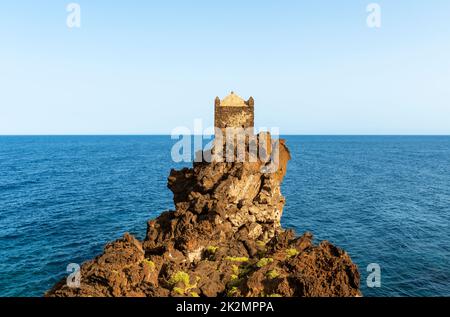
[47,133,361,297]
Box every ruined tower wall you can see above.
[214,93,255,132]
[214,105,254,130]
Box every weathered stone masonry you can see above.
[214,92,254,132]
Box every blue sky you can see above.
[0,0,449,134]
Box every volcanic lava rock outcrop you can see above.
[47,133,361,297]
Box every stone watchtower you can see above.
[214,92,254,133]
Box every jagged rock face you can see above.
[144,133,291,258]
[48,233,161,297]
[46,134,361,297]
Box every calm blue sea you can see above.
[0,136,449,297]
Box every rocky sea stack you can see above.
[47,94,361,297]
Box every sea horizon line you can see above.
[0,134,449,137]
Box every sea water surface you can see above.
[0,136,449,297]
